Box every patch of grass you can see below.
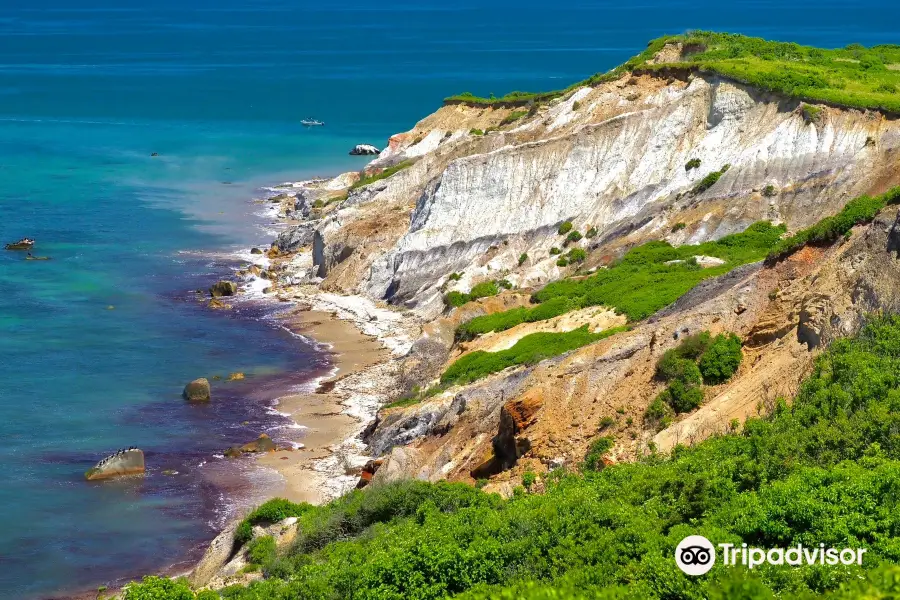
[685,158,702,170]
[549,247,561,255]
[567,247,587,263]
[500,110,528,125]
[767,186,900,263]
[350,159,415,190]
[585,226,597,238]
[692,164,730,195]
[672,222,687,232]
[762,184,778,197]
[456,221,783,340]
[518,252,528,266]
[234,499,311,545]
[565,230,583,244]
[572,100,582,110]
[581,436,614,472]
[444,280,502,309]
[441,325,628,386]
[557,221,573,235]
[469,128,484,136]
[801,103,824,123]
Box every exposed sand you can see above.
[255,308,390,504]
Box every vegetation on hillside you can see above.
[441,325,627,387]
[456,221,784,342]
[446,32,900,115]
[126,315,900,599]
[767,186,900,263]
[351,159,415,190]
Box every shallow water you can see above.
[0,1,896,598]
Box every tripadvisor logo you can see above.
[675,535,868,576]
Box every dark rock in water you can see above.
[209,280,237,297]
[349,144,380,156]
[250,247,263,255]
[225,434,277,458]
[273,224,315,253]
[85,448,145,480]
[150,152,159,157]
[183,377,211,402]
[240,433,276,453]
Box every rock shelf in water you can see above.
[85,448,145,481]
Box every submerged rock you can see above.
[208,298,232,310]
[224,434,277,458]
[349,144,380,156]
[85,448,145,480]
[209,280,237,297]
[183,377,211,402]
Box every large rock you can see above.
[273,224,315,253]
[371,446,423,485]
[350,144,380,156]
[85,448,145,480]
[183,377,211,402]
[209,280,237,297]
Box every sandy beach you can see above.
[255,307,393,504]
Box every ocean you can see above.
[0,0,895,598]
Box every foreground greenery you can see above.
[446,31,900,114]
[457,221,784,343]
[127,315,900,599]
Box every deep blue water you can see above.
[0,1,896,598]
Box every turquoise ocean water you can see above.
[0,1,895,598]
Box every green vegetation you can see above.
[762,184,777,197]
[650,331,742,420]
[685,158,702,170]
[234,498,311,545]
[565,230,582,244]
[500,110,528,125]
[549,247,561,255]
[246,535,277,567]
[801,103,824,123]
[518,252,528,266]
[692,164,730,195]
[699,333,743,384]
[767,186,900,263]
[567,247,586,263]
[572,100,582,110]
[469,128,484,136]
[442,325,627,386]
[555,257,569,267]
[521,471,536,489]
[448,272,462,281]
[125,315,900,600]
[350,159,415,190]
[444,281,502,308]
[672,222,687,232]
[457,222,783,341]
[448,32,900,117]
[585,226,597,239]
[581,435,614,472]
[557,221,573,235]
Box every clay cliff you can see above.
[259,61,900,496]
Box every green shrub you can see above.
[582,436,614,472]
[693,165,730,194]
[448,272,462,281]
[672,222,687,232]
[762,184,777,197]
[518,253,528,266]
[549,247,561,255]
[469,128,484,136]
[497,279,513,290]
[246,535,277,567]
[557,221,573,235]
[598,416,616,430]
[442,325,627,386]
[585,227,597,238]
[234,498,311,545]
[565,231,583,244]
[350,159,415,190]
[522,472,536,489]
[572,100,582,110]
[567,248,587,263]
[658,378,705,413]
[556,257,569,267]
[444,291,469,308]
[470,281,500,299]
[500,110,528,125]
[685,158,702,170]
[801,103,823,123]
[643,395,671,426]
[698,333,743,384]
[444,281,502,309]
[123,576,196,600]
[656,355,703,384]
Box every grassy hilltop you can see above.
[446,31,900,114]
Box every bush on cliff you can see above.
[444,280,502,309]
[235,498,311,545]
[699,333,743,384]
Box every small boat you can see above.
[5,238,34,250]
[301,118,324,127]
[25,253,51,261]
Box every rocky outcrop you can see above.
[209,281,237,297]
[350,144,380,156]
[183,378,211,402]
[85,448,145,480]
[273,224,315,253]
[224,434,277,458]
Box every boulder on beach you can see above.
[183,377,211,402]
[349,144,380,156]
[209,280,237,297]
[241,434,277,453]
[208,298,232,310]
[85,448,145,481]
[250,247,263,255]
